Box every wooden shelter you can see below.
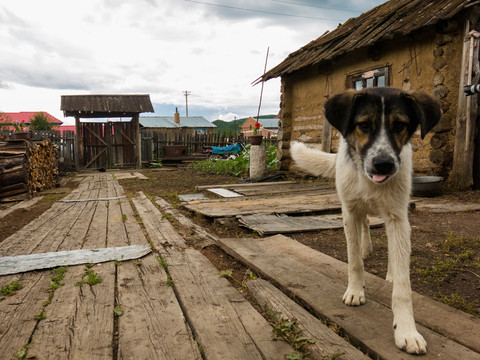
[61,95,154,170]
[258,0,480,189]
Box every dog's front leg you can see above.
[386,217,427,354]
[342,209,366,306]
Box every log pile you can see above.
[0,139,59,202]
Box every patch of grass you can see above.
[166,275,174,286]
[219,269,258,290]
[157,255,168,272]
[150,160,163,168]
[436,291,480,317]
[193,145,279,177]
[114,305,124,316]
[0,279,22,299]
[50,266,68,290]
[34,310,46,321]
[122,214,127,222]
[75,267,102,287]
[13,342,31,360]
[272,318,315,357]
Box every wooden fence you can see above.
[140,130,277,164]
[2,129,278,169]
[1,130,76,170]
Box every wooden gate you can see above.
[80,122,136,169]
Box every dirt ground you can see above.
[1,167,479,319]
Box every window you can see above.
[349,67,389,90]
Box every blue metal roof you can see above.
[140,116,216,128]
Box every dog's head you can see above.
[324,87,442,184]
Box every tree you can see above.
[29,112,54,131]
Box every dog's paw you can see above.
[394,327,427,355]
[342,288,365,306]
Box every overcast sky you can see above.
[0,0,385,125]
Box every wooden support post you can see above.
[132,114,141,169]
[74,115,83,171]
[451,21,480,189]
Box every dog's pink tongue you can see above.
[373,174,387,183]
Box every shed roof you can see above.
[259,0,473,83]
[61,95,154,118]
[140,116,216,128]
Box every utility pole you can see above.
[183,90,191,117]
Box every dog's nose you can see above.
[372,156,395,174]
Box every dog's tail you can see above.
[290,141,337,178]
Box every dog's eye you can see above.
[357,122,371,133]
[392,121,406,133]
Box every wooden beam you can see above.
[451,21,480,189]
[75,115,83,170]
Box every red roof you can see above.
[1,112,63,131]
[59,125,76,134]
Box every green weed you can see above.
[114,306,124,316]
[0,279,22,299]
[75,267,102,287]
[34,311,46,321]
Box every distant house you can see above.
[140,109,216,136]
[241,115,279,137]
[1,112,63,131]
[258,0,480,189]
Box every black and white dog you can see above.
[291,87,441,354]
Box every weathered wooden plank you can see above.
[414,199,480,213]
[0,245,151,276]
[230,183,334,196]
[57,195,126,203]
[247,279,369,360]
[116,255,202,360]
[238,214,383,235]
[133,193,294,359]
[207,187,243,198]
[132,171,148,180]
[166,248,293,360]
[0,272,51,359]
[27,263,116,359]
[106,186,129,247]
[184,192,341,218]
[241,235,480,354]
[195,180,295,190]
[218,235,480,359]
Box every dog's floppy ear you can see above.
[402,91,442,139]
[324,89,362,138]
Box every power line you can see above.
[184,0,344,21]
[271,0,361,14]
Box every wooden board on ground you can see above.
[247,278,369,360]
[184,192,341,218]
[414,198,480,213]
[206,188,243,198]
[238,214,383,235]
[196,181,335,197]
[217,235,480,359]
[0,245,151,276]
[178,193,209,202]
[117,255,202,359]
[132,193,294,359]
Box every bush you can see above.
[192,145,278,177]
[29,112,54,131]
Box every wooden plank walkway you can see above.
[218,235,480,359]
[0,174,200,359]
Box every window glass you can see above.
[377,75,385,87]
[366,77,374,88]
[355,80,363,91]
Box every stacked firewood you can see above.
[0,139,59,202]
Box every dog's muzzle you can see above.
[371,156,395,183]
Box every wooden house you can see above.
[258,0,480,189]
[241,116,279,138]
